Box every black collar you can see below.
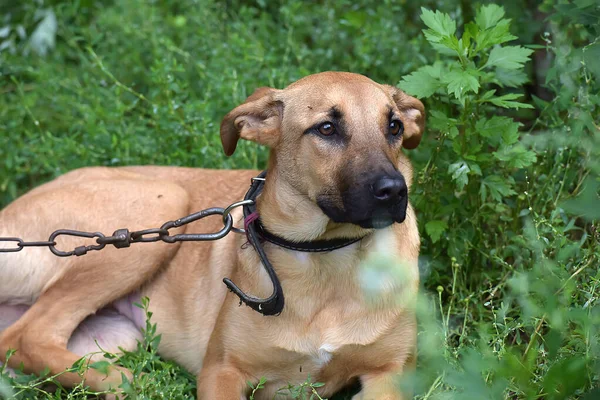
[245,172,364,252]
[222,171,366,316]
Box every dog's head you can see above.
[221,72,425,230]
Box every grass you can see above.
[1,0,599,399]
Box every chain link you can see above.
[0,201,252,257]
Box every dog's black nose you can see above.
[372,176,407,202]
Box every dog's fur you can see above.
[0,72,425,399]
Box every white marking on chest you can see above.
[294,252,311,264]
[313,343,337,367]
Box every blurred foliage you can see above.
[0,0,599,399]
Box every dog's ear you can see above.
[383,85,426,149]
[220,87,282,156]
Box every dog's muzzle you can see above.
[317,172,409,229]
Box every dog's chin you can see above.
[317,200,407,230]
[354,210,407,229]
[355,217,396,229]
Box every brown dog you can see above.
[0,71,425,399]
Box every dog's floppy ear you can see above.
[383,85,426,149]
[220,87,282,156]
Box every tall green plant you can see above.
[400,5,538,283]
[398,4,599,399]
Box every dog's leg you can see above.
[352,336,417,400]
[0,179,190,392]
[0,248,180,391]
[197,364,248,400]
[352,350,416,400]
[352,371,407,400]
[0,260,144,391]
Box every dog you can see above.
[0,71,425,399]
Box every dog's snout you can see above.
[372,176,407,202]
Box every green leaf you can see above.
[583,42,600,79]
[469,162,482,175]
[462,22,478,50]
[480,175,517,202]
[422,62,444,79]
[425,220,448,243]
[433,35,470,60]
[448,161,470,190]
[475,116,520,145]
[501,351,535,389]
[494,68,529,87]
[474,20,517,52]
[489,93,534,109]
[473,6,518,51]
[420,8,456,43]
[500,124,520,145]
[582,389,600,400]
[475,4,506,30]
[452,138,462,155]
[399,65,444,98]
[484,46,534,70]
[428,110,460,140]
[448,126,459,139]
[428,109,457,131]
[342,11,367,28]
[493,144,537,168]
[479,89,496,101]
[486,21,518,46]
[119,372,134,394]
[90,360,111,375]
[0,377,15,400]
[561,177,600,220]
[443,69,480,102]
[70,357,86,371]
[543,357,587,399]
[430,41,460,56]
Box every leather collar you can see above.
[243,171,365,253]
[222,170,366,316]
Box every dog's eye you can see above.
[317,122,336,136]
[389,120,404,136]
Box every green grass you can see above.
[1,0,599,399]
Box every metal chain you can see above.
[0,200,253,257]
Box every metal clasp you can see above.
[48,230,106,257]
[222,199,254,234]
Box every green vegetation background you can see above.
[0,0,598,399]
